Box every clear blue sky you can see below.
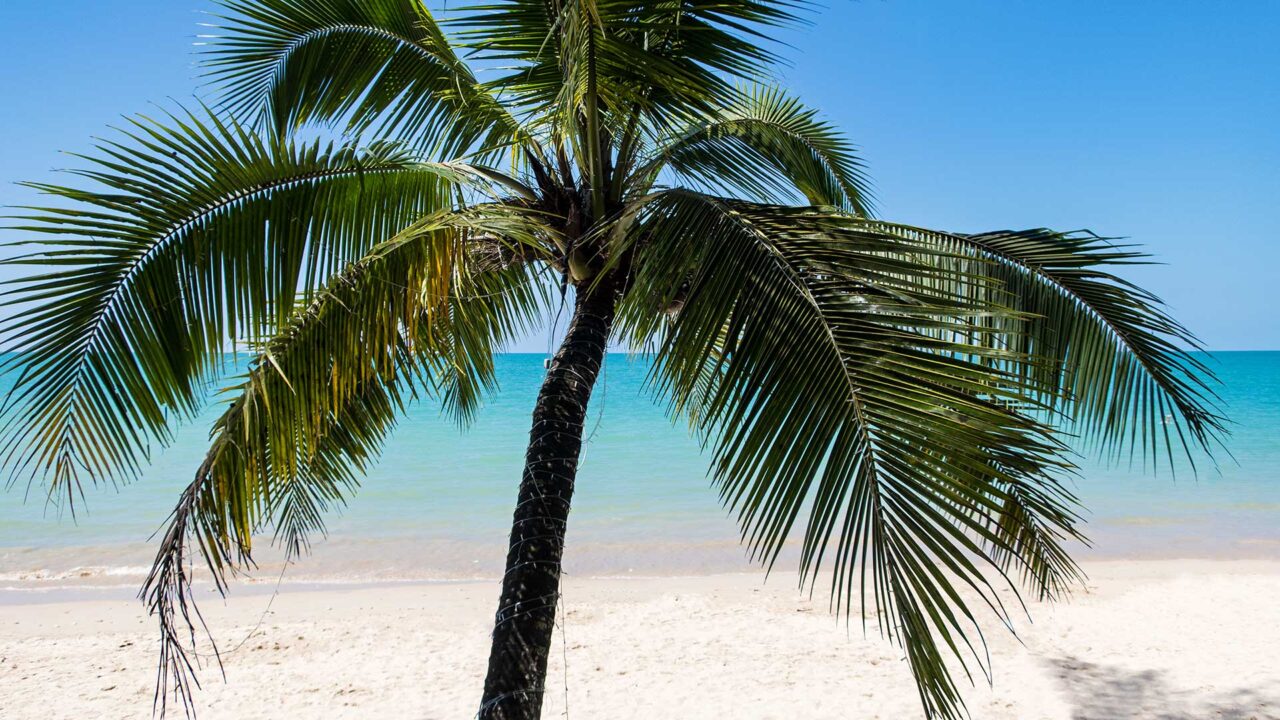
[1,1,1276,350]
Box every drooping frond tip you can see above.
[140,205,551,715]
[0,106,462,507]
[611,191,1223,719]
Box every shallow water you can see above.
[1,352,1276,591]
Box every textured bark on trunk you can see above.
[478,283,616,719]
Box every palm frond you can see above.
[646,84,873,214]
[880,224,1227,468]
[0,107,458,504]
[612,190,1084,719]
[204,0,524,160]
[452,0,807,132]
[142,204,552,714]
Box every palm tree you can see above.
[1,0,1224,718]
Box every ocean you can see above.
[1,351,1277,593]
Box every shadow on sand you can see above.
[1051,656,1279,720]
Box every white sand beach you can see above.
[3,559,1278,719]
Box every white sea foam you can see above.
[0,565,151,583]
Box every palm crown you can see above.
[1,1,1224,718]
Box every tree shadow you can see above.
[1050,656,1280,720]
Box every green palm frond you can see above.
[204,0,524,159]
[645,85,873,214]
[143,204,551,711]
[0,107,459,502]
[882,225,1227,467]
[984,471,1087,601]
[452,0,805,130]
[612,190,1083,718]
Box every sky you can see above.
[0,1,1276,351]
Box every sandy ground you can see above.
[2,560,1279,719]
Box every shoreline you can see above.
[4,523,1280,601]
[4,558,1280,719]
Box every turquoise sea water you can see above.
[1,352,1277,590]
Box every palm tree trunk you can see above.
[479,283,616,719]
